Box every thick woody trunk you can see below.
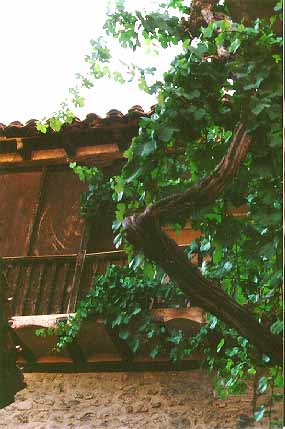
[124,216,282,364]
[145,124,250,222]
[123,124,283,365]
[188,0,281,36]
[0,262,26,409]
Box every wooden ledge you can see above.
[10,308,206,368]
[11,307,206,330]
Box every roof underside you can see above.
[0,105,207,369]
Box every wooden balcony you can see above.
[2,247,208,370]
[1,250,127,316]
[2,246,198,317]
[0,127,210,371]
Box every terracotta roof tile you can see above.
[0,105,153,139]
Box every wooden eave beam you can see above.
[0,143,123,169]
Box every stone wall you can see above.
[0,371,282,429]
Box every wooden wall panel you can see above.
[32,169,86,255]
[0,171,42,256]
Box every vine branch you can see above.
[145,123,250,223]
[123,123,283,364]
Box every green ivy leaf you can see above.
[158,127,176,142]
[254,405,266,422]
[217,338,225,352]
[119,329,129,340]
[228,38,241,53]
[223,262,232,272]
[150,345,160,359]
[144,261,156,279]
[270,320,283,335]
[129,336,140,353]
[257,376,268,394]
[200,241,211,252]
[141,140,157,156]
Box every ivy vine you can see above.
[37,1,283,426]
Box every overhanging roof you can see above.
[0,106,151,168]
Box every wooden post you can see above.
[27,167,48,256]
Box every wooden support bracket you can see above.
[16,138,32,161]
[62,136,77,158]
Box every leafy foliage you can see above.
[69,163,113,218]
[38,0,283,425]
[42,264,191,356]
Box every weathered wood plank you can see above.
[27,168,48,255]
[32,168,86,256]
[61,262,76,313]
[34,263,48,315]
[0,171,42,257]
[47,263,60,314]
[28,263,44,315]
[37,263,57,315]
[22,264,37,315]
[12,265,25,315]
[52,263,68,314]
[16,265,33,316]
[77,260,94,302]
[67,251,86,313]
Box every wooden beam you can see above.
[27,168,48,256]
[151,307,206,324]
[0,144,123,169]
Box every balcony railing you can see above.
[2,245,193,316]
[2,246,207,368]
[2,251,127,316]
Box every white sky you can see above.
[0,0,181,125]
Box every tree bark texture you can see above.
[146,123,250,223]
[0,264,26,409]
[123,124,283,365]
[187,0,281,37]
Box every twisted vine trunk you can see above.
[123,124,283,365]
[0,261,26,408]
